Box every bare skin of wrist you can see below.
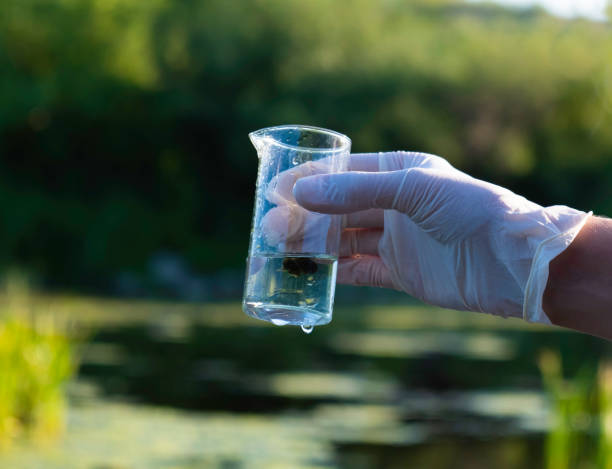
[543,216,612,340]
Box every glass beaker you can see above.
[243,125,351,328]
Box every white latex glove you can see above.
[292,152,591,323]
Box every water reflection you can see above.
[266,372,395,400]
[330,331,517,360]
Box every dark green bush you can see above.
[1,0,611,289]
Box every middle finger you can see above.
[340,228,383,257]
[345,209,384,228]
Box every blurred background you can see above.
[1,0,612,467]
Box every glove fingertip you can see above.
[293,175,320,210]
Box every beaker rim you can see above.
[249,125,351,153]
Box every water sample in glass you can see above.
[242,125,351,327]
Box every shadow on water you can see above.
[336,436,545,469]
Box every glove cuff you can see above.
[523,209,593,324]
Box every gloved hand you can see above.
[291,151,591,323]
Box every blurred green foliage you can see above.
[1,0,611,290]
[0,277,76,446]
[538,350,612,469]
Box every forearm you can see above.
[543,216,612,339]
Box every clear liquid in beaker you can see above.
[243,253,337,326]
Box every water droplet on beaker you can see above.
[292,155,301,165]
[301,325,314,334]
[271,318,289,326]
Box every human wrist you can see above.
[543,216,612,338]
[523,208,592,324]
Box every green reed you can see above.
[539,349,612,469]
[0,275,77,447]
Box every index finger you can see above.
[266,153,379,206]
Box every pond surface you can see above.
[3,294,610,468]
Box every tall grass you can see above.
[0,275,77,447]
[598,361,612,469]
[539,349,612,469]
